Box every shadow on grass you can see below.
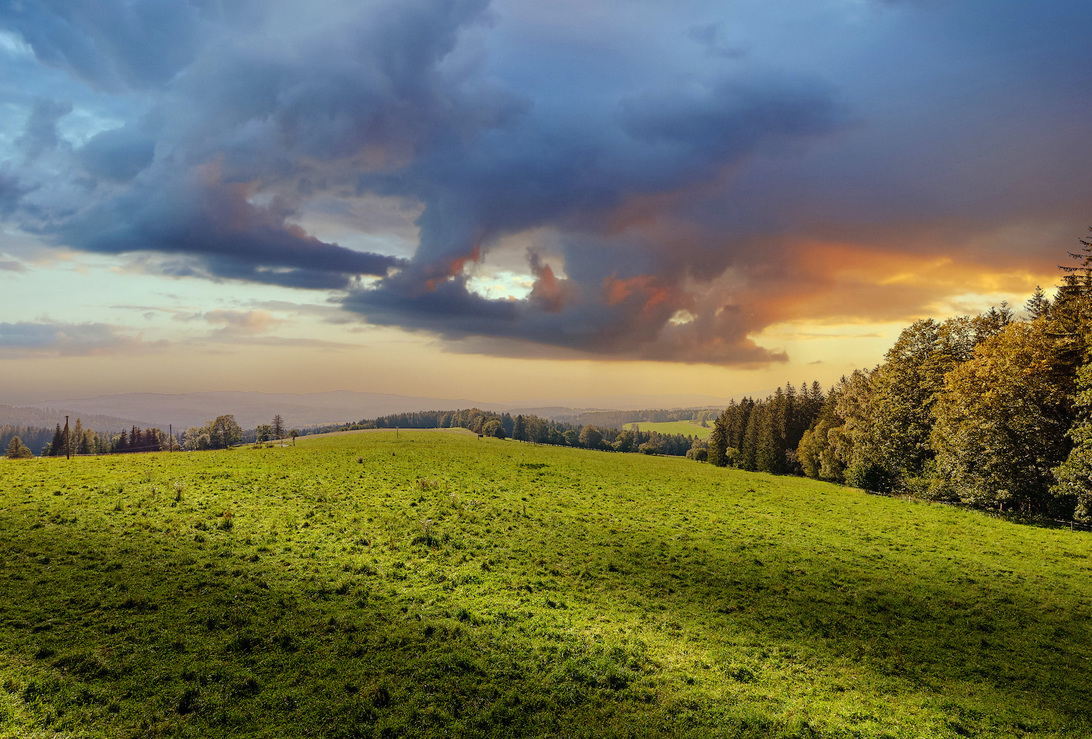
[587,513,1092,737]
[0,519,807,739]
[3,449,1090,739]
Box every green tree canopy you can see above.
[208,415,243,449]
[578,425,603,450]
[6,436,33,459]
[482,418,505,439]
[931,321,1072,514]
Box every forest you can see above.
[2,416,252,458]
[366,408,701,456]
[707,234,1092,523]
[549,407,721,428]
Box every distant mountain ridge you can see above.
[0,405,148,434]
[22,391,507,432]
[15,391,738,432]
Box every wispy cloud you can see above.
[0,255,27,272]
[0,320,161,357]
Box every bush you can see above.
[846,462,895,494]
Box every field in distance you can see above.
[624,420,711,439]
[0,432,1089,738]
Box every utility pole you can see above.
[64,415,70,460]
[169,424,173,452]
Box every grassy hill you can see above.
[0,431,1089,738]
[623,420,711,439]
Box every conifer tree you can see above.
[1025,285,1051,320]
[741,404,762,471]
[50,423,64,457]
[708,411,729,467]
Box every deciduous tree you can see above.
[578,425,603,450]
[931,321,1072,513]
[482,418,505,439]
[208,415,243,449]
[6,436,32,459]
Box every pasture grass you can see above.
[0,430,1089,737]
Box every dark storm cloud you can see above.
[345,74,845,361]
[686,22,744,60]
[78,126,155,182]
[618,80,842,157]
[2,0,1091,363]
[0,170,31,215]
[3,0,493,291]
[0,0,209,91]
[16,97,71,159]
[56,165,403,289]
[159,0,506,175]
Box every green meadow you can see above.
[0,430,1089,738]
[623,421,711,440]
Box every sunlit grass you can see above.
[0,430,1088,737]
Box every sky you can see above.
[0,0,1090,407]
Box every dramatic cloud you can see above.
[78,125,155,183]
[0,0,209,91]
[1,0,1090,365]
[56,163,404,289]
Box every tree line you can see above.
[363,409,701,456]
[1,425,54,457]
[708,231,1092,523]
[4,414,300,457]
[706,382,826,473]
[3,420,124,457]
[553,407,720,428]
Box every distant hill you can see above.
[545,407,723,428]
[17,391,738,432]
[0,404,147,434]
[508,394,735,412]
[22,392,509,431]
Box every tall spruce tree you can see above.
[708,411,729,467]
